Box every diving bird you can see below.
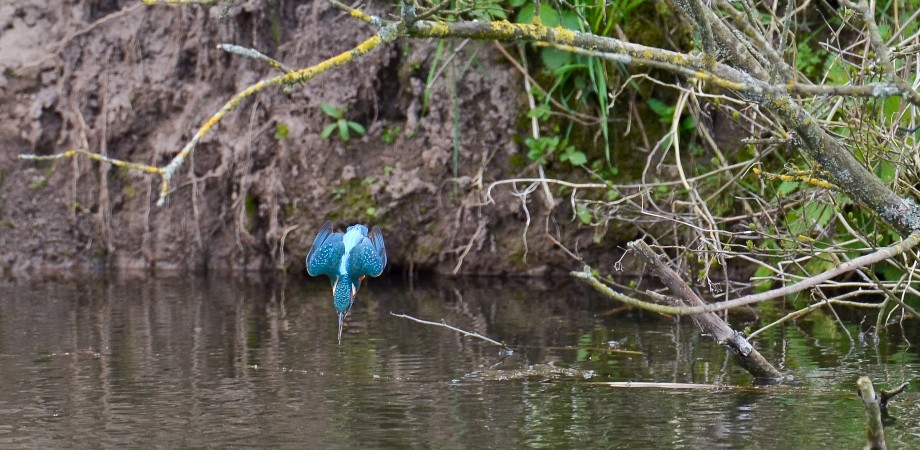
[306,221,387,344]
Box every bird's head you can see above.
[332,275,355,344]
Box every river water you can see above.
[0,274,917,448]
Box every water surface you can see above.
[0,275,917,448]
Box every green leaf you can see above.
[347,121,366,135]
[752,265,774,293]
[777,180,799,197]
[527,104,551,120]
[876,160,895,183]
[647,98,674,122]
[320,123,337,140]
[566,150,587,166]
[515,3,578,29]
[883,96,902,122]
[540,48,573,71]
[560,10,580,30]
[320,103,342,119]
[338,119,349,141]
[825,57,850,85]
[478,3,507,20]
[877,23,892,40]
[527,147,546,164]
[576,205,592,225]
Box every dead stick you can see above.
[879,381,909,409]
[628,240,782,379]
[390,312,512,351]
[857,377,887,450]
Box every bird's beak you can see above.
[337,311,345,345]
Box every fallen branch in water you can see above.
[573,232,920,316]
[390,312,512,352]
[857,377,888,450]
[626,240,782,380]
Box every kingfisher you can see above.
[306,221,387,344]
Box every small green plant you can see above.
[576,204,593,225]
[29,165,55,190]
[273,122,289,140]
[646,98,695,130]
[525,136,559,165]
[330,187,346,201]
[381,125,401,144]
[320,103,365,142]
[509,0,653,166]
[525,136,587,167]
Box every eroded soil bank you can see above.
[0,1,622,277]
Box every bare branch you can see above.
[390,312,512,351]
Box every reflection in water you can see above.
[0,274,917,448]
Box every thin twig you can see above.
[390,312,512,351]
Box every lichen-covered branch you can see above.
[18,1,920,239]
[19,149,163,175]
[20,26,397,206]
[678,0,920,236]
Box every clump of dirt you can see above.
[0,1,628,277]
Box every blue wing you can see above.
[347,226,387,280]
[307,221,344,280]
